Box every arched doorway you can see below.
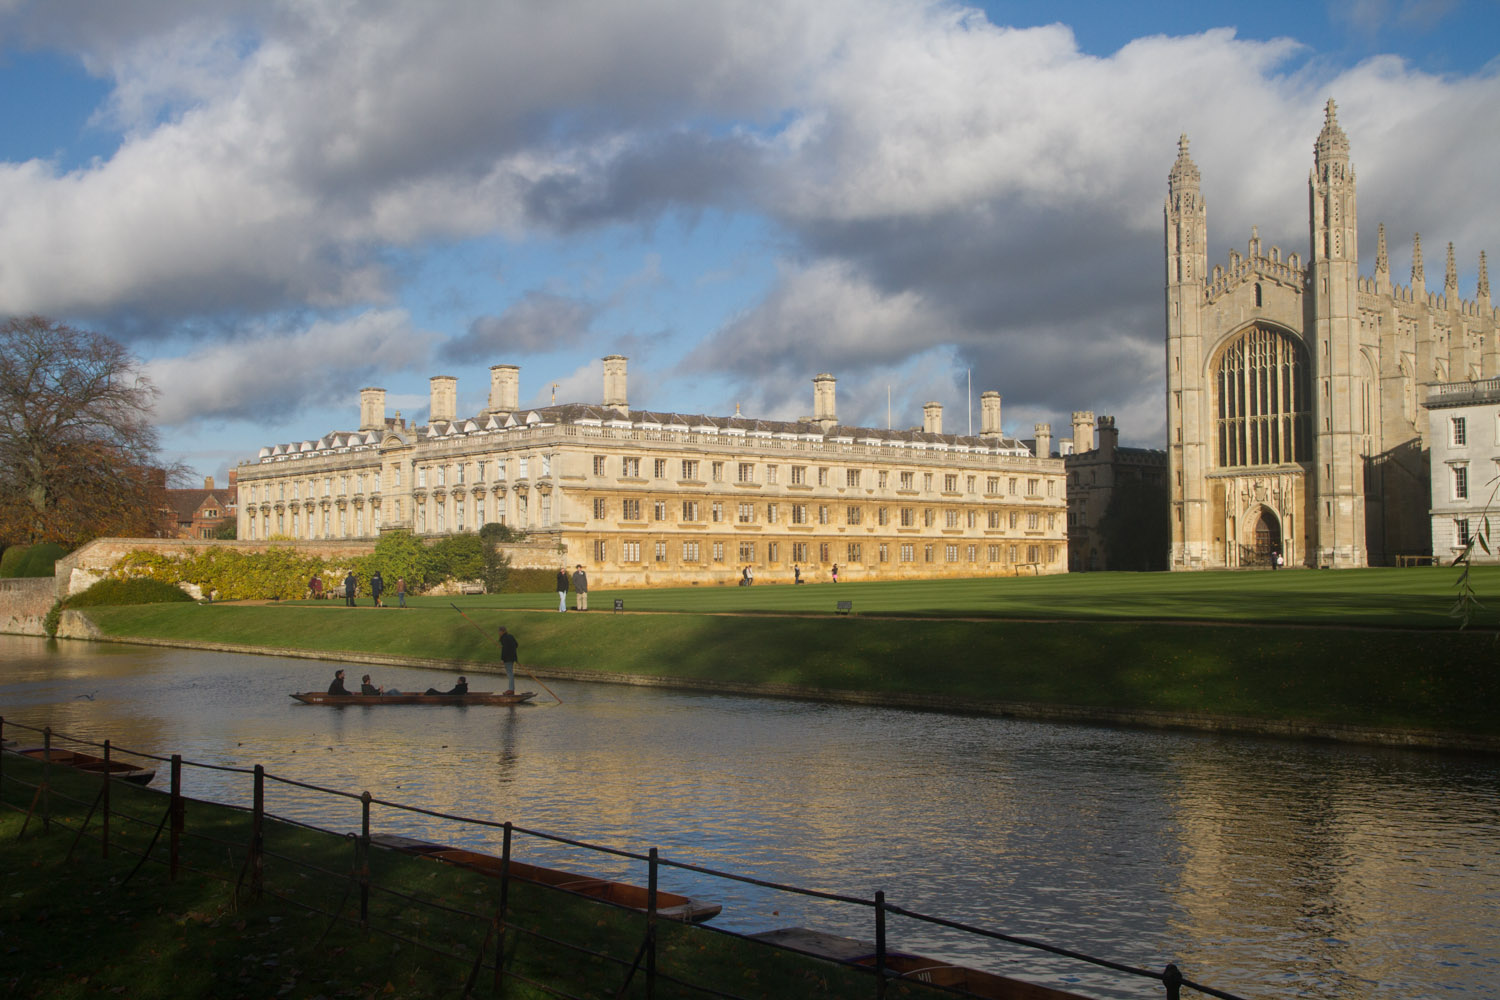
[1252,508,1281,566]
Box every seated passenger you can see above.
[359,674,383,695]
[425,676,468,696]
[327,669,350,695]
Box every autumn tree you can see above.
[0,316,175,548]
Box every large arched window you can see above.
[1216,326,1311,467]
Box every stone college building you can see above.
[1166,100,1496,569]
[236,360,1068,586]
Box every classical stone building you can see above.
[235,359,1069,586]
[1061,414,1168,572]
[1166,100,1497,569]
[1425,378,1500,564]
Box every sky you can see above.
[0,0,1497,485]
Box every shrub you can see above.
[0,542,67,578]
[499,567,560,593]
[479,521,524,543]
[66,577,196,608]
[427,533,485,588]
[113,547,326,601]
[42,601,62,637]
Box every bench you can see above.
[459,583,485,595]
[1396,554,1436,567]
[835,600,853,615]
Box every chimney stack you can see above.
[923,402,943,434]
[980,391,1002,438]
[359,387,387,432]
[603,355,628,412]
[813,374,837,429]
[1071,410,1095,453]
[489,364,520,413]
[1033,423,1052,458]
[204,476,215,490]
[429,376,457,425]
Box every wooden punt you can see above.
[290,691,536,706]
[750,928,1096,1000]
[6,746,156,785]
[372,834,721,924]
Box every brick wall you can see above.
[0,577,57,636]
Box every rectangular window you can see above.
[622,499,642,520]
[768,542,779,562]
[1047,480,1056,497]
[987,476,999,494]
[988,544,1000,562]
[767,503,779,524]
[738,502,755,523]
[923,473,933,492]
[967,510,977,529]
[681,460,699,480]
[654,500,667,521]
[899,471,914,490]
[944,474,958,492]
[739,541,756,562]
[900,543,914,563]
[791,466,806,485]
[1009,511,1019,529]
[713,541,725,563]
[767,465,779,484]
[1027,512,1040,530]
[847,542,862,563]
[878,471,889,488]
[595,540,608,561]
[900,507,914,527]
[455,499,465,530]
[593,498,607,519]
[1008,477,1017,494]
[738,463,755,483]
[712,462,724,482]
[818,542,830,562]
[655,541,667,562]
[712,501,724,522]
[682,541,700,561]
[654,458,668,478]
[966,476,976,494]
[847,469,861,488]
[945,510,959,528]
[793,542,808,563]
[419,467,428,487]
[1027,544,1040,563]
[1027,478,1039,495]
[682,500,699,521]
[791,503,809,524]
[847,506,862,525]
[519,457,529,479]
[877,507,889,526]
[1454,465,1469,500]
[924,509,936,527]
[455,465,464,485]
[1009,544,1018,562]
[1453,417,1467,446]
[924,544,934,563]
[496,459,507,479]
[818,505,829,525]
[1456,519,1471,546]
[946,544,958,562]
[434,468,443,488]
[622,457,641,478]
[817,467,829,486]
[622,541,641,563]
[475,461,485,483]
[1048,513,1057,530]
[878,543,889,563]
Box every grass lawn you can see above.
[79,565,1500,739]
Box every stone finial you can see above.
[1479,251,1490,301]
[602,355,628,411]
[1249,225,1261,258]
[1411,234,1425,291]
[1445,242,1459,298]
[1315,97,1350,164]
[1375,223,1389,275]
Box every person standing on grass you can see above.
[572,564,589,611]
[831,564,839,583]
[370,570,384,607]
[556,567,569,612]
[396,576,407,608]
[343,571,357,607]
[498,626,519,695]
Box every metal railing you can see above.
[1,717,1249,1000]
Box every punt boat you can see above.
[290,691,536,706]
[5,746,156,785]
[372,833,721,923]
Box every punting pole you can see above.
[449,604,563,704]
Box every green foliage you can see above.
[351,531,429,592]
[42,601,61,637]
[0,541,67,578]
[427,533,485,587]
[481,540,511,594]
[480,521,524,542]
[500,567,561,593]
[213,519,237,539]
[113,546,327,601]
[66,577,196,608]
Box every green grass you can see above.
[349,564,1500,628]
[0,757,941,999]
[82,576,1500,736]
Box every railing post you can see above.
[874,890,887,1000]
[100,739,111,858]
[1163,963,1183,1000]
[646,847,658,1000]
[170,755,183,881]
[359,791,371,927]
[41,727,52,831]
[250,764,264,900]
[495,822,512,996]
[0,717,6,791]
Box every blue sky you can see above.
[0,0,1496,484]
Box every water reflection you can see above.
[2,635,1497,999]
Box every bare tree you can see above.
[0,316,176,547]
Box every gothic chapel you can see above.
[1165,100,1496,569]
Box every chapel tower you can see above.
[1164,135,1210,568]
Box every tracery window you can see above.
[1216,326,1312,467]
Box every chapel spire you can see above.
[1479,251,1490,303]
[1445,242,1459,301]
[1411,234,1425,292]
[1314,98,1351,179]
[1375,223,1390,292]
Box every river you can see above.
[1,635,1495,999]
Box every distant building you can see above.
[1426,378,1500,564]
[1166,100,1497,569]
[162,474,237,539]
[234,359,1070,586]
[1061,415,1168,571]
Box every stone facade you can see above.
[235,364,1069,587]
[1425,378,1500,563]
[1166,100,1497,569]
[1062,415,1168,571]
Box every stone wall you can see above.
[0,577,57,636]
[54,537,379,599]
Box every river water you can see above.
[1,635,1496,999]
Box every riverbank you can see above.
[72,600,1500,752]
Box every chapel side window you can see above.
[1216,326,1311,468]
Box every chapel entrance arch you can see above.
[1248,506,1281,566]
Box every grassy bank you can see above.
[81,579,1500,738]
[0,757,942,999]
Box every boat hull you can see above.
[372,834,720,923]
[7,747,156,785]
[291,692,535,706]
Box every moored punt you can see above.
[290,691,536,706]
[750,928,1096,1000]
[5,746,156,785]
[372,834,721,924]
